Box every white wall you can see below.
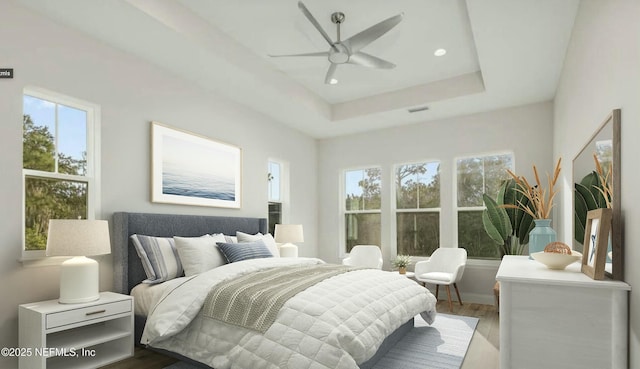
[553,0,640,366]
[0,3,317,366]
[318,102,554,303]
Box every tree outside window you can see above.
[395,161,440,257]
[344,167,381,253]
[22,92,97,252]
[456,154,513,259]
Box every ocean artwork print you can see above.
[151,122,241,208]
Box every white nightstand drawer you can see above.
[46,300,131,329]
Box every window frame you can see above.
[21,87,101,259]
[452,151,515,261]
[267,158,289,234]
[391,159,441,260]
[339,165,382,258]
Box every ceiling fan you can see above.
[270,1,403,84]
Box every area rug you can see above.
[372,313,478,369]
[164,313,479,369]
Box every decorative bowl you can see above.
[531,251,582,270]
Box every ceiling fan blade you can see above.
[298,1,338,52]
[269,51,329,58]
[348,52,396,69]
[343,13,403,53]
[324,63,338,84]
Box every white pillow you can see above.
[236,231,280,257]
[174,233,227,276]
[224,235,238,243]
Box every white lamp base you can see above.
[59,256,100,304]
[279,243,298,258]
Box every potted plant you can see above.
[392,254,412,274]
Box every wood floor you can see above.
[441,301,500,369]
[101,346,178,369]
[102,301,499,369]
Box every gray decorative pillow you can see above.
[216,240,274,263]
[130,234,183,284]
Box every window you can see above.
[268,160,283,234]
[22,89,100,255]
[456,153,513,259]
[343,167,381,253]
[394,161,440,257]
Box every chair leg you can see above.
[435,285,439,300]
[445,285,453,312]
[453,283,463,306]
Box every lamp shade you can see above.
[274,224,304,243]
[46,219,111,257]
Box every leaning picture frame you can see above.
[151,122,242,208]
[581,208,612,280]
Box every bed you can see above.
[112,212,437,369]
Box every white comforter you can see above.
[142,257,437,369]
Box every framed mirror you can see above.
[572,109,621,280]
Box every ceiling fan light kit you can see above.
[270,1,403,84]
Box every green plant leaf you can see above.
[580,171,606,208]
[482,211,504,245]
[517,211,534,245]
[483,194,512,241]
[574,187,588,250]
[501,179,517,231]
[575,182,598,211]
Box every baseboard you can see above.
[434,292,495,306]
[462,292,495,305]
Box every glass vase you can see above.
[528,219,556,259]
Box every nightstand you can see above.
[19,291,133,369]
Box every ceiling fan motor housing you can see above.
[328,43,350,64]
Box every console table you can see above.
[496,256,630,369]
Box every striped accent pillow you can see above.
[216,240,274,263]
[131,234,183,284]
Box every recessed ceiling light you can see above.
[329,78,338,85]
[434,48,447,57]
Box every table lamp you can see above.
[46,219,111,304]
[274,224,303,258]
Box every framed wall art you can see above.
[581,208,612,280]
[151,122,241,208]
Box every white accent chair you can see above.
[342,245,383,269]
[414,248,467,312]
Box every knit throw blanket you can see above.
[202,264,355,333]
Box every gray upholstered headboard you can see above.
[112,212,267,294]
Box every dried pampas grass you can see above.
[503,158,562,219]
